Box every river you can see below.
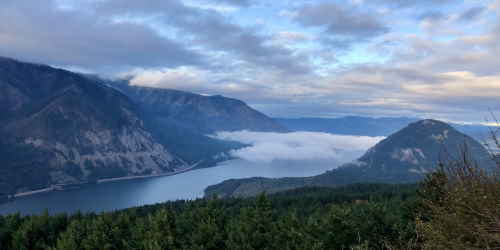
[0,159,343,215]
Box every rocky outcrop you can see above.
[0,57,183,194]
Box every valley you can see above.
[1,0,499,247]
[0,57,284,196]
[0,57,496,215]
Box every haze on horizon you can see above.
[1,0,499,123]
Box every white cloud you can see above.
[404,71,500,97]
[211,131,384,164]
[273,31,312,42]
[183,1,239,13]
[128,66,208,90]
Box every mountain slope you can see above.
[0,57,184,195]
[205,119,496,197]
[106,82,286,165]
[112,83,288,134]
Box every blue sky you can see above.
[1,0,499,123]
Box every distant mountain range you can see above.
[205,119,496,198]
[0,57,285,195]
[276,117,493,140]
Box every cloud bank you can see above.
[212,131,384,164]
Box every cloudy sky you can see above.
[1,0,499,123]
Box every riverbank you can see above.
[13,187,56,198]
[97,165,198,183]
[9,164,200,200]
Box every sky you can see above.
[1,0,499,123]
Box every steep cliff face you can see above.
[205,119,496,198]
[0,57,183,194]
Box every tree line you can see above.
[0,154,498,249]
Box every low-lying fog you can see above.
[212,131,384,164]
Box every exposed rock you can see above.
[0,57,183,194]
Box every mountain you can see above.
[338,119,495,182]
[0,57,186,195]
[103,82,287,165]
[276,116,418,136]
[276,116,493,140]
[112,82,289,134]
[0,57,289,195]
[205,119,496,198]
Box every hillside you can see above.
[104,82,288,165]
[0,57,293,195]
[112,83,289,134]
[0,57,184,195]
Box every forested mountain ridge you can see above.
[0,57,186,195]
[105,81,288,165]
[205,119,496,197]
[0,57,285,195]
[110,82,289,134]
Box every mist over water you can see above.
[0,132,383,215]
[212,131,384,163]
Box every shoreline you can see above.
[13,187,56,198]
[9,164,200,199]
[97,165,198,183]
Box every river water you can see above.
[0,159,342,215]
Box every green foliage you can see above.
[1,176,496,249]
[226,194,276,250]
[417,159,500,249]
[0,184,418,250]
[10,211,67,250]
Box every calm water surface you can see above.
[0,159,342,215]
